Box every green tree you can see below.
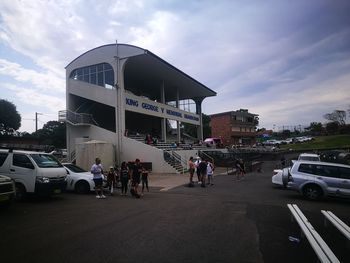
[325,122,339,134]
[305,122,324,135]
[32,121,66,148]
[0,99,21,135]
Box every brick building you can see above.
[210,109,259,146]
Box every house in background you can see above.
[210,109,259,146]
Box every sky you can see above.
[0,0,350,133]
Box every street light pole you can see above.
[35,112,43,132]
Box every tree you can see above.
[32,121,66,148]
[323,110,346,125]
[305,122,324,135]
[0,99,21,135]
[325,122,339,134]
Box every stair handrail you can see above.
[199,150,215,166]
[172,151,187,174]
[59,110,99,126]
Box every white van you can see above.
[204,138,223,148]
[0,149,67,200]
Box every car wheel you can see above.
[15,184,26,201]
[303,185,322,200]
[75,181,90,194]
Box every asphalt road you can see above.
[1,161,350,263]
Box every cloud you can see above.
[1,0,350,132]
[3,83,65,112]
[0,58,65,92]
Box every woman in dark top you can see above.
[120,162,129,196]
[141,167,149,195]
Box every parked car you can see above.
[298,153,320,162]
[63,163,107,194]
[285,160,350,200]
[0,149,67,200]
[0,175,16,205]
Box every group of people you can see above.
[188,156,215,187]
[90,158,149,199]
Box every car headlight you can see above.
[36,176,50,183]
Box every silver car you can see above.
[284,160,350,200]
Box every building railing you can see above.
[58,110,99,126]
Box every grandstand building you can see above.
[60,43,216,172]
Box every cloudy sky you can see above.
[1,0,350,133]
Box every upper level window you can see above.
[70,63,115,89]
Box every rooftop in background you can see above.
[210,108,259,118]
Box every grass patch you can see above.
[281,134,350,150]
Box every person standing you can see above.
[91,157,106,199]
[240,159,246,180]
[207,160,214,186]
[141,167,149,195]
[131,159,142,197]
[198,159,208,187]
[107,166,116,195]
[194,157,202,184]
[120,162,129,196]
[188,157,195,185]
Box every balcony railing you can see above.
[58,110,99,126]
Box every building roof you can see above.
[210,109,258,118]
[66,44,216,101]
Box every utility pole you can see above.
[35,112,42,132]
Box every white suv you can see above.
[285,160,350,200]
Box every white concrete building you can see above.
[61,43,216,172]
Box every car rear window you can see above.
[299,156,320,161]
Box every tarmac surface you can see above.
[1,161,350,263]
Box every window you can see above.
[30,154,62,168]
[0,153,8,166]
[298,164,314,174]
[13,154,34,169]
[313,165,338,178]
[339,167,350,179]
[69,63,114,89]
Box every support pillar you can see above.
[195,98,204,141]
[160,81,167,142]
[176,88,181,144]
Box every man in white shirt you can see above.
[91,157,106,199]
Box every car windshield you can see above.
[30,154,63,168]
[64,163,87,173]
[213,139,221,144]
